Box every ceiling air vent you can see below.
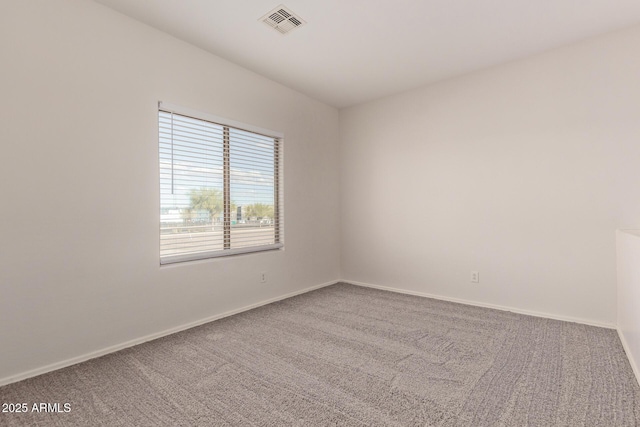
[260,5,306,35]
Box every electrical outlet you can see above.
[471,271,479,283]
[260,272,267,283]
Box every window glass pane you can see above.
[159,111,225,259]
[229,128,277,249]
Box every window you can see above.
[159,102,283,264]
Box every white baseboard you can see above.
[1,278,620,388]
[343,279,616,329]
[617,329,640,387]
[0,279,339,388]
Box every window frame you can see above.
[158,101,284,265]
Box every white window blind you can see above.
[159,103,283,264]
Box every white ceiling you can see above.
[93,0,640,108]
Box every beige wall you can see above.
[617,230,640,381]
[0,0,341,382]
[340,25,640,326]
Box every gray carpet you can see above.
[1,283,639,426]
